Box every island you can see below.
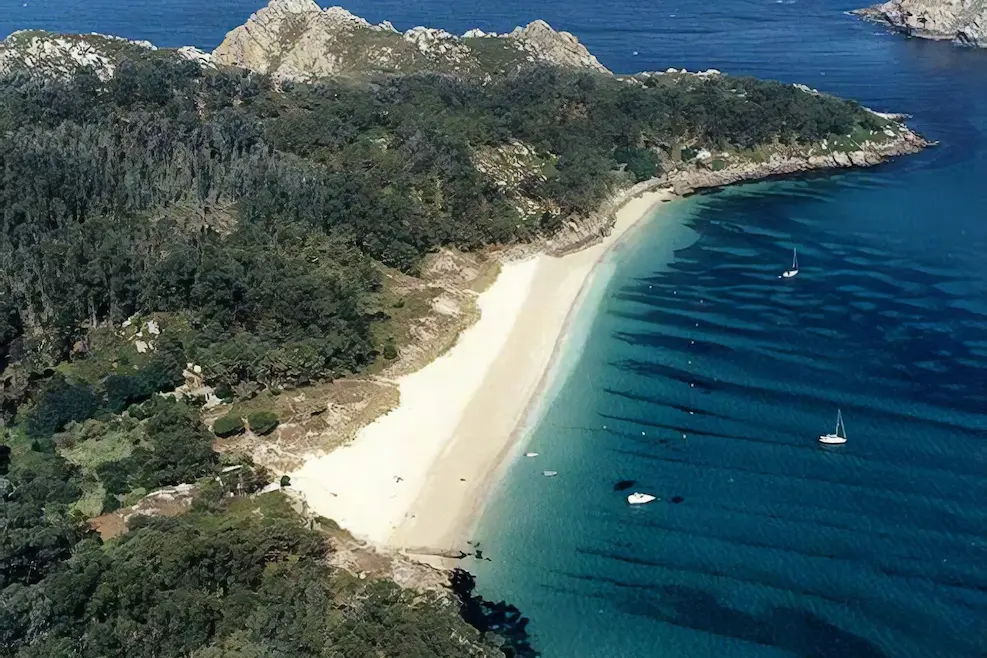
[0,1,929,657]
[853,0,987,47]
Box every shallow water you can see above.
[6,0,986,655]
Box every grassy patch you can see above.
[70,480,106,518]
[60,420,137,470]
[224,491,297,524]
[464,38,528,74]
[58,418,142,518]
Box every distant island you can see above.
[0,1,929,657]
[853,0,987,47]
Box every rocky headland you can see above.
[853,0,987,46]
[211,0,608,79]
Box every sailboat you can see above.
[819,409,847,445]
[780,248,799,278]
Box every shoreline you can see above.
[388,187,676,563]
[287,129,929,567]
[287,186,676,559]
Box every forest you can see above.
[0,49,890,657]
[0,54,885,401]
[0,447,507,657]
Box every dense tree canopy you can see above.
[0,53,882,400]
[0,486,502,658]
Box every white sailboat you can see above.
[780,248,799,278]
[819,409,847,445]
[627,492,657,505]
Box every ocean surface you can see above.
[6,1,986,656]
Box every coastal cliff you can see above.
[854,0,987,46]
[211,0,607,79]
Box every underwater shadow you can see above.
[622,583,889,658]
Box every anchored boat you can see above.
[819,409,848,445]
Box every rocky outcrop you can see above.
[664,126,928,196]
[853,0,987,46]
[0,30,212,80]
[532,121,931,257]
[508,20,607,72]
[211,0,608,80]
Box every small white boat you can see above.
[627,492,657,505]
[542,470,558,477]
[525,452,539,457]
[819,409,848,445]
[780,247,799,279]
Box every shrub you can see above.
[247,411,279,436]
[104,375,146,413]
[212,413,245,438]
[104,344,185,413]
[128,401,153,420]
[101,492,122,514]
[214,383,235,403]
[280,475,291,488]
[382,342,398,360]
[614,146,661,182]
[27,377,102,438]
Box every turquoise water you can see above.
[473,177,987,657]
[5,0,986,655]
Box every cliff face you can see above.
[854,0,987,46]
[211,0,608,80]
[0,30,211,80]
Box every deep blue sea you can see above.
[6,1,985,656]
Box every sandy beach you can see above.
[289,186,675,556]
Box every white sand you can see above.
[289,187,675,550]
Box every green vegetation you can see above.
[212,412,245,437]
[246,410,279,435]
[0,472,504,657]
[0,45,900,658]
[0,53,887,416]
